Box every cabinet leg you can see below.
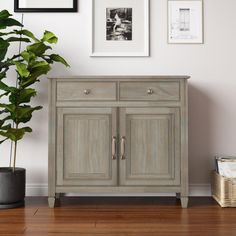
[48,197,56,208]
[180,197,188,208]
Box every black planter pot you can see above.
[0,167,25,209]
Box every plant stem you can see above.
[12,140,17,173]
[9,140,12,168]
[12,124,18,173]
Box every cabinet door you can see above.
[57,108,117,186]
[119,107,180,186]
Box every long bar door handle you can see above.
[112,136,117,160]
[121,136,126,160]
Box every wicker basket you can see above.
[212,171,236,207]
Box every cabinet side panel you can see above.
[180,79,189,197]
[48,79,57,197]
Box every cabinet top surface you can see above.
[48,75,190,80]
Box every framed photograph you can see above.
[168,0,203,44]
[14,0,78,12]
[91,0,149,57]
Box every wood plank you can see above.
[1,197,236,236]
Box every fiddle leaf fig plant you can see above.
[0,10,69,171]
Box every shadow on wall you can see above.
[188,84,215,184]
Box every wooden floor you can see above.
[0,197,236,236]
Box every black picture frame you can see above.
[14,0,78,13]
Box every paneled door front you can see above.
[57,107,117,186]
[119,107,180,186]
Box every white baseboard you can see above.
[26,184,48,197]
[26,184,211,197]
[189,184,211,196]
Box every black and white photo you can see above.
[91,0,149,57]
[106,8,132,41]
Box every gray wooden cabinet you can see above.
[48,76,189,208]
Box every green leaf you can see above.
[0,10,11,19]
[0,120,4,127]
[0,38,10,61]
[23,127,32,132]
[0,72,6,80]
[15,105,42,124]
[0,59,14,70]
[9,88,36,104]
[0,81,16,92]
[0,81,8,93]
[0,18,23,30]
[42,58,53,64]
[19,89,37,103]
[27,42,51,56]
[0,124,11,130]
[0,103,16,113]
[1,115,11,122]
[0,81,9,91]
[0,31,15,36]
[0,127,32,142]
[16,30,39,42]
[49,54,70,67]
[42,31,58,44]
[6,37,31,43]
[0,104,42,124]
[20,51,36,63]
[14,61,30,78]
[21,64,51,88]
[31,61,48,69]
[0,91,9,98]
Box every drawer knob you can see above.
[147,88,154,95]
[84,89,91,95]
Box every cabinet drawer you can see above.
[57,82,117,101]
[119,82,180,101]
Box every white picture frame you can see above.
[91,0,149,57]
[168,0,203,44]
[14,0,77,12]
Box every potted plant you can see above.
[0,10,69,208]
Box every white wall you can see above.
[0,0,236,196]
